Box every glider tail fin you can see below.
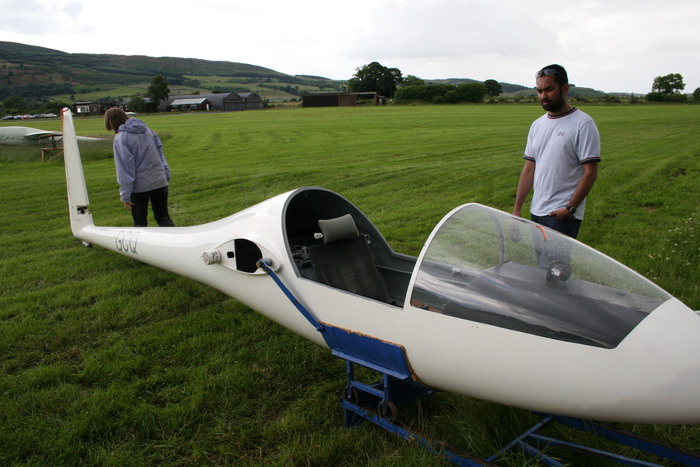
[61,108,94,241]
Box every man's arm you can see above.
[513,159,535,218]
[550,161,598,219]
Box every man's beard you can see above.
[540,96,565,113]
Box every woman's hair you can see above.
[104,107,129,132]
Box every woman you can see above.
[104,108,175,227]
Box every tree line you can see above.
[347,62,700,105]
[0,82,74,102]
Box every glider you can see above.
[61,108,700,425]
[0,125,100,146]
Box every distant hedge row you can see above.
[645,92,691,103]
[395,83,487,104]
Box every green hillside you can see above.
[0,41,286,84]
[0,41,607,109]
[0,41,345,105]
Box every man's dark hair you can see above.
[536,64,569,86]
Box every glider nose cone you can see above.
[618,298,700,423]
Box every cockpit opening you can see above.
[283,187,417,306]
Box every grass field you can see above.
[1,104,699,465]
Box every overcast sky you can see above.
[2,0,699,94]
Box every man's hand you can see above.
[123,201,134,210]
[549,207,573,220]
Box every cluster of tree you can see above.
[395,82,487,104]
[483,79,503,97]
[1,95,70,115]
[646,73,695,102]
[2,96,29,114]
[146,75,170,107]
[348,62,499,103]
[348,62,403,98]
[126,75,171,113]
[127,96,148,113]
[0,82,74,102]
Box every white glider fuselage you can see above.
[61,109,700,425]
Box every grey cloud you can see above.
[0,0,89,35]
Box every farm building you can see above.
[239,93,264,110]
[162,93,244,112]
[169,98,213,112]
[73,101,111,115]
[75,92,264,115]
[301,92,385,108]
[302,93,356,108]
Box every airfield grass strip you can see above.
[1,103,698,465]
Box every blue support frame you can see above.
[488,413,700,466]
[340,358,491,466]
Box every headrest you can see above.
[318,214,359,244]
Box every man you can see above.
[513,64,600,239]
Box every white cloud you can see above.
[0,0,89,35]
[1,0,698,93]
[347,0,550,59]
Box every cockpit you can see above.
[284,187,417,306]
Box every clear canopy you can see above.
[410,204,671,348]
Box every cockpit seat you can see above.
[308,214,388,302]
